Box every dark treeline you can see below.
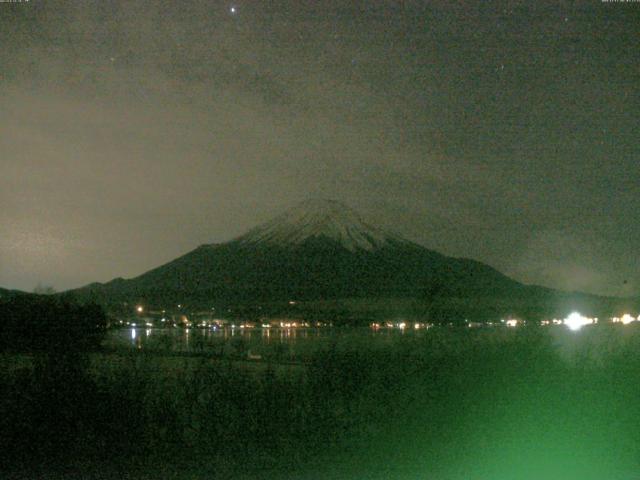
[0,295,109,476]
[93,291,639,328]
[0,294,106,352]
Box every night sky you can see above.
[1,1,638,297]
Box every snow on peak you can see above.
[235,199,400,251]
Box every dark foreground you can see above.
[2,326,640,479]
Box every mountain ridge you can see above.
[61,200,638,322]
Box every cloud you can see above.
[1,1,638,296]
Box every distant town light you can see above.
[564,312,593,331]
[620,314,635,325]
[505,319,518,328]
[136,306,143,313]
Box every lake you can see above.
[103,325,436,360]
[103,323,640,367]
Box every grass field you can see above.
[2,324,640,479]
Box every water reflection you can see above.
[129,327,143,349]
[106,325,425,356]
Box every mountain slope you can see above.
[0,287,28,300]
[63,200,636,321]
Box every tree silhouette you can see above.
[33,283,56,295]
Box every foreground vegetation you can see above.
[2,321,640,479]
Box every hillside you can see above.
[62,200,638,322]
[0,288,28,301]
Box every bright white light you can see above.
[230,6,237,14]
[618,314,635,325]
[136,306,143,313]
[564,312,593,331]
[398,322,406,329]
[505,319,518,328]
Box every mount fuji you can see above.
[63,199,630,322]
[236,199,406,252]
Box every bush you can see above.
[0,295,106,353]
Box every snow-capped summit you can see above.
[235,199,400,251]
